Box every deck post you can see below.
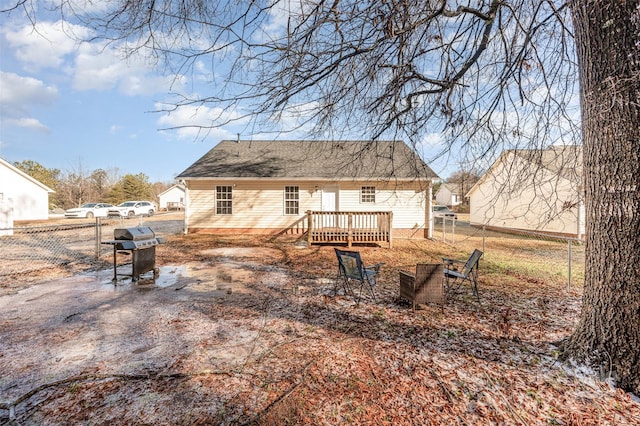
[347,213,353,247]
[306,211,313,246]
[389,212,393,248]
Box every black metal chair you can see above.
[334,248,383,305]
[442,249,483,299]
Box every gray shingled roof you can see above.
[177,140,438,180]
[466,145,582,197]
[440,183,461,194]
[513,146,582,182]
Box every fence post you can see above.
[95,217,101,258]
[442,218,446,243]
[568,239,572,291]
[452,217,456,244]
[482,225,486,254]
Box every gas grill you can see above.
[102,226,164,282]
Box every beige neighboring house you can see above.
[177,140,439,240]
[467,146,584,238]
[0,157,55,230]
[435,183,463,207]
[158,184,186,210]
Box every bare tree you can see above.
[55,162,92,209]
[563,1,640,394]
[54,164,120,209]
[4,0,638,392]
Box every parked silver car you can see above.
[107,201,156,217]
[432,205,458,220]
[65,203,114,219]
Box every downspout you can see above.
[181,180,189,235]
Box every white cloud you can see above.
[72,44,125,91]
[3,20,91,71]
[0,72,57,132]
[258,0,309,40]
[421,132,444,147]
[268,101,319,133]
[41,0,114,15]
[156,103,246,140]
[73,42,185,95]
[4,117,51,133]
[0,71,58,106]
[3,17,184,96]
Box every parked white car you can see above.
[64,203,114,219]
[432,205,458,220]
[107,201,156,217]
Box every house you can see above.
[0,157,55,226]
[467,146,584,238]
[158,184,186,210]
[435,183,463,207]
[176,140,439,245]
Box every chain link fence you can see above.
[0,215,184,285]
[1,213,584,290]
[432,217,585,291]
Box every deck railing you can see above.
[306,211,393,248]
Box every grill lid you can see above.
[114,226,156,241]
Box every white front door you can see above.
[321,186,338,212]
[321,186,338,228]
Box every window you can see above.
[361,186,376,203]
[216,185,233,215]
[284,186,299,215]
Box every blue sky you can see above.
[0,9,247,183]
[0,3,462,184]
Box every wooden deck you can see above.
[306,211,393,248]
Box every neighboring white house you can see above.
[467,146,584,238]
[177,140,439,241]
[0,157,55,224]
[435,183,462,207]
[158,184,186,210]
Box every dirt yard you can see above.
[1,234,639,425]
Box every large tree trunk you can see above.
[565,1,640,394]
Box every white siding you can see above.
[435,184,462,207]
[0,160,51,221]
[469,152,583,236]
[435,187,450,206]
[335,182,427,229]
[187,180,321,230]
[184,179,428,231]
[158,185,185,209]
[0,199,13,235]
